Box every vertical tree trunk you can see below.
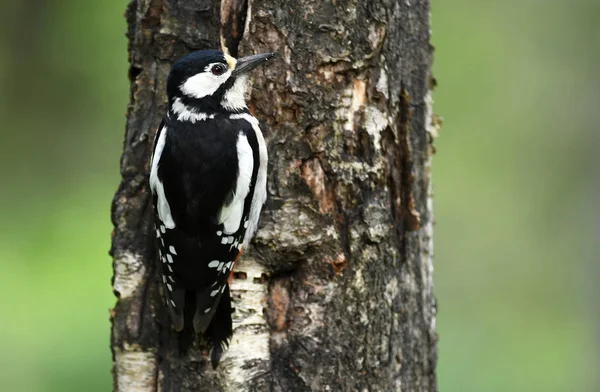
[110,0,437,391]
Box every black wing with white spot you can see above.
[153,215,245,333]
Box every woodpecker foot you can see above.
[228,248,244,285]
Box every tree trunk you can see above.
[110,0,437,391]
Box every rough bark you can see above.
[110,0,437,391]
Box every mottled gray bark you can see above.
[110,0,437,391]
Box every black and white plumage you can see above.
[149,49,273,368]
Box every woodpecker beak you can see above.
[232,52,276,76]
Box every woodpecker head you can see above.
[166,49,275,114]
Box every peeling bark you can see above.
[110,0,437,391]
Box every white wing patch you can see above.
[149,126,176,229]
[221,74,248,111]
[218,132,254,234]
[230,113,268,246]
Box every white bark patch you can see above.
[335,79,365,133]
[324,225,339,240]
[385,277,399,306]
[113,252,146,299]
[422,88,437,334]
[217,258,270,391]
[425,91,440,140]
[301,294,327,339]
[368,24,386,49]
[243,0,252,37]
[114,344,157,392]
[365,106,388,153]
[336,79,388,157]
[376,67,389,99]
[351,79,366,116]
[353,266,366,293]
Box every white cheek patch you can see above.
[180,64,231,99]
[221,75,248,111]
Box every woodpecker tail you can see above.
[204,284,233,369]
[176,287,233,368]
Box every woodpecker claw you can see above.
[228,248,244,285]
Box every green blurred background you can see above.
[0,0,597,390]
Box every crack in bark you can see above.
[220,0,249,56]
[383,86,421,252]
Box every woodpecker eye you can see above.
[211,64,226,76]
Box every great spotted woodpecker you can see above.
[149,49,274,368]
